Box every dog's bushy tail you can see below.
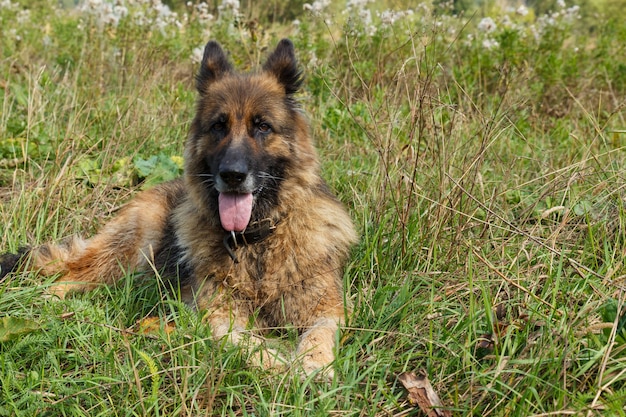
[0,237,86,282]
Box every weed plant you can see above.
[1,0,626,415]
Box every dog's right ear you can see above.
[263,39,303,96]
[196,41,233,94]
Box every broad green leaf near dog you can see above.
[0,317,39,343]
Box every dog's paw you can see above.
[298,356,335,381]
[250,346,289,371]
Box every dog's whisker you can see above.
[259,172,284,181]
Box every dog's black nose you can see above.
[219,169,247,187]
[218,155,249,188]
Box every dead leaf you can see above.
[398,370,451,417]
[477,333,495,351]
[135,316,176,335]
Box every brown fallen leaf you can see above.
[477,332,495,351]
[135,316,176,335]
[398,370,451,417]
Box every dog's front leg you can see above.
[205,303,286,370]
[296,315,343,378]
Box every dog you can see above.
[0,39,357,376]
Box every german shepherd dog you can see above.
[0,39,357,376]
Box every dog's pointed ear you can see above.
[262,39,303,95]
[196,41,233,94]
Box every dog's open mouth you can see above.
[218,192,253,232]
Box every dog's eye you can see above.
[211,121,226,132]
[257,122,272,133]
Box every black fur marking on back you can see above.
[149,180,194,286]
[153,213,193,286]
[0,247,30,281]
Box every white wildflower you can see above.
[218,0,240,16]
[343,0,377,35]
[536,14,556,32]
[8,28,19,41]
[346,0,372,9]
[113,5,128,20]
[154,3,172,18]
[530,24,539,40]
[563,5,580,21]
[379,10,408,27]
[516,5,528,16]
[80,0,128,27]
[358,8,372,26]
[16,9,30,24]
[195,2,214,24]
[556,0,566,8]
[134,10,147,26]
[191,46,204,64]
[482,38,499,50]
[303,0,330,15]
[415,2,429,15]
[502,14,512,27]
[85,0,102,8]
[477,17,497,33]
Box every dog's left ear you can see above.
[263,39,303,95]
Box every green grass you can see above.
[2,0,626,415]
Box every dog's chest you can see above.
[185,222,308,305]
[224,244,286,300]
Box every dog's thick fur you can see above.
[0,39,357,375]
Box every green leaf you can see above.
[133,154,183,189]
[0,316,39,342]
[74,157,102,185]
[573,200,593,216]
[599,300,626,345]
[133,155,159,177]
[110,157,137,187]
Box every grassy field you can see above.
[2,0,626,415]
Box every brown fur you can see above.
[1,39,357,376]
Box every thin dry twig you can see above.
[471,249,555,311]
[446,173,606,282]
[587,289,626,416]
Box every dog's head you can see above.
[185,39,319,232]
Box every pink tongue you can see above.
[218,193,253,232]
